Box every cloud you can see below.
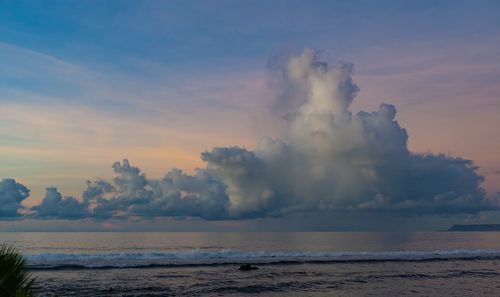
[3,49,496,221]
[79,160,230,220]
[31,187,88,219]
[0,179,30,217]
[130,168,229,220]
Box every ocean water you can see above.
[2,232,500,296]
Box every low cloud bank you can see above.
[1,49,495,220]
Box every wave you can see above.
[27,249,500,270]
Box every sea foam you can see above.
[26,249,500,269]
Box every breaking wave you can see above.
[27,249,500,270]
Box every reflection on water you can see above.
[2,231,500,254]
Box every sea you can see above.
[2,232,500,296]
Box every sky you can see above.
[1,0,500,231]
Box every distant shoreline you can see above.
[448,224,500,231]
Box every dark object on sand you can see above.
[239,264,259,271]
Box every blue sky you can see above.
[1,0,500,230]
[4,1,500,71]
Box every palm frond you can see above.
[0,243,35,297]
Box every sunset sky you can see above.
[1,0,499,230]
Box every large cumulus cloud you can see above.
[193,49,489,218]
[2,49,495,220]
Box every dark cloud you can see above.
[83,179,115,202]
[2,49,497,221]
[80,160,230,220]
[0,178,30,217]
[130,168,229,220]
[31,187,88,219]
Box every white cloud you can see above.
[3,49,494,220]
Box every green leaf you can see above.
[0,243,36,297]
